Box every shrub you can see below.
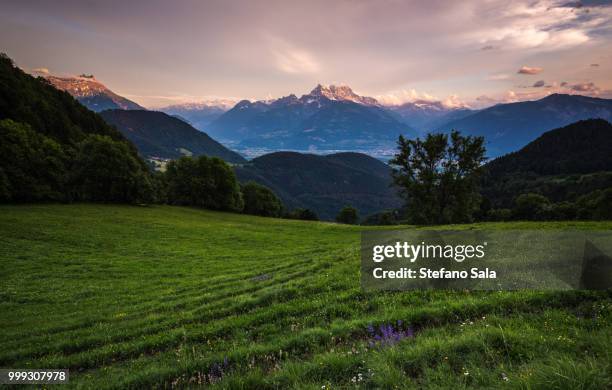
[241,181,283,217]
[336,205,359,224]
[361,210,400,225]
[487,208,512,221]
[285,208,319,221]
[512,193,550,220]
[577,189,612,220]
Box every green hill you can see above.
[100,109,246,163]
[235,151,401,219]
[1,204,610,388]
[482,119,612,208]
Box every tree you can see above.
[241,181,283,217]
[512,193,550,220]
[336,205,359,224]
[390,130,486,224]
[577,189,612,220]
[165,156,243,211]
[0,119,67,201]
[70,134,152,203]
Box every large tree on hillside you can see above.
[164,156,243,212]
[390,130,486,224]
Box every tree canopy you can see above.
[390,131,486,224]
[165,156,243,212]
[241,181,283,217]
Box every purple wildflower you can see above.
[367,321,414,347]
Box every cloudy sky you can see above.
[1,0,611,108]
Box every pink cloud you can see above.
[517,66,543,75]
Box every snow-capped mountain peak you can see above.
[303,84,380,106]
[44,74,144,111]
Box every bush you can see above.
[165,156,243,211]
[285,208,319,221]
[336,205,359,224]
[512,193,550,220]
[544,201,578,221]
[361,210,401,225]
[70,134,153,203]
[487,208,512,221]
[577,189,612,220]
[241,181,283,217]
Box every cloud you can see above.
[518,66,543,75]
[532,80,546,87]
[31,67,49,75]
[268,37,319,75]
[473,78,611,108]
[375,88,469,108]
[375,88,436,106]
[481,45,495,50]
[472,0,606,52]
[569,82,599,92]
[590,63,600,67]
[487,73,510,81]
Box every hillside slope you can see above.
[235,151,401,219]
[100,109,246,163]
[482,119,612,207]
[1,204,610,388]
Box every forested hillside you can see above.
[481,119,612,214]
[0,53,151,202]
[235,151,401,220]
[100,109,246,163]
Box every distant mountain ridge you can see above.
[208,84,415,151]
[159,99,238,130]
[235,151,401,220]
[437,94,612,157]
[46,75,145,112]
[388,100,474,132]
[100,110,246,163]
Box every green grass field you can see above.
[1,204,611,389]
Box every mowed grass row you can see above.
[0,204,610,389]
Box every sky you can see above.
[1,0,611,108]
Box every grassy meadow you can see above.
[0,204,611,389]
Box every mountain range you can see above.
[45,74,144,112]
[42,72,612,161]
[206,84,416,152]
[159,99,238,129]
[99,110,246,163]
[387,100,474,132]
[438,94,612,157]
[235,151,401,220]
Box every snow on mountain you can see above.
[45,74,144,112]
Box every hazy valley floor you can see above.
[0,205,611,389]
